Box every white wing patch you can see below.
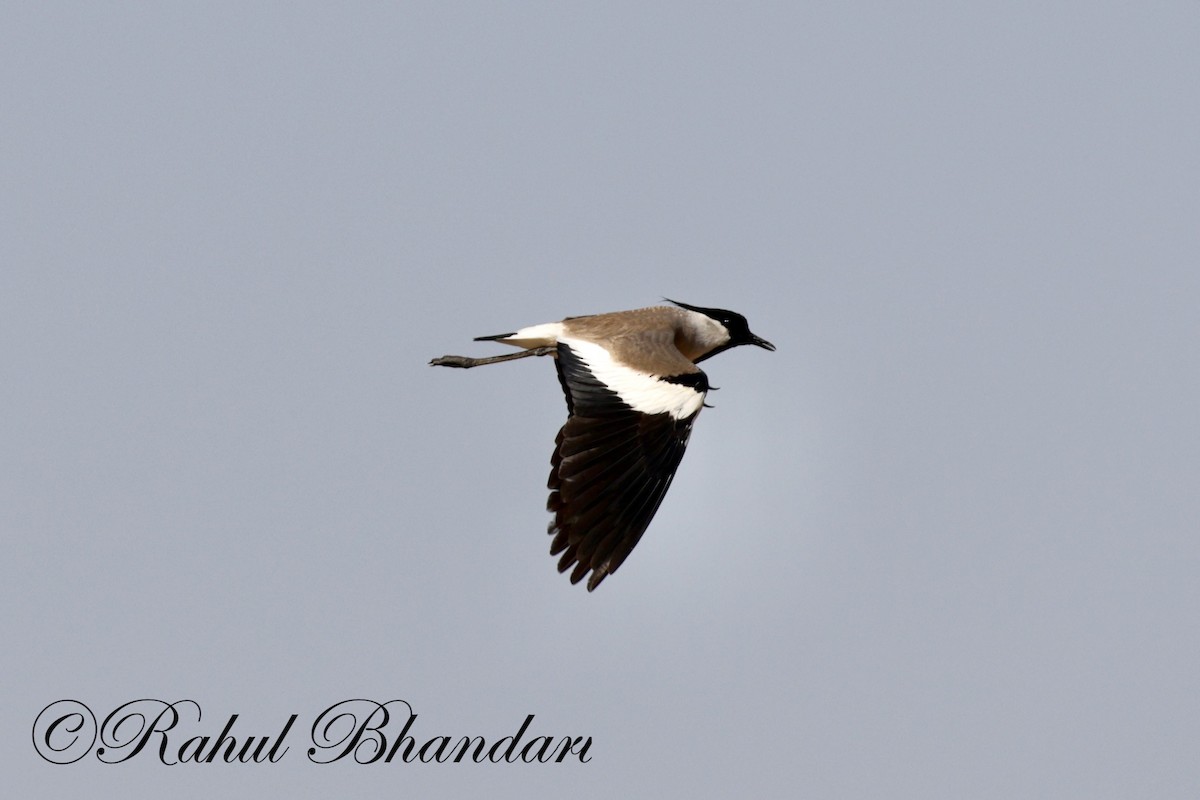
[561,337,705,420]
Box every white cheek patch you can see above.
[562,338,706,420]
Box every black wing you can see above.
[547,342,704,590]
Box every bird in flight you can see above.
[430,299,774,590]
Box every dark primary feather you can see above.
[547,342,703,590]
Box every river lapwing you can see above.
[430,299,774,590]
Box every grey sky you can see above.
[4,3,1199,797]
